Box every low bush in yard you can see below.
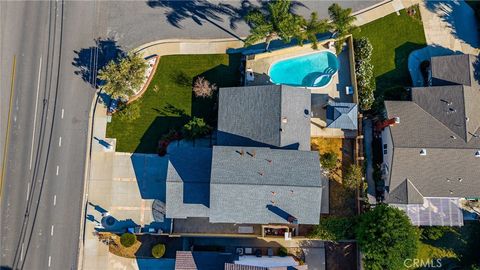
[120,233,137,248]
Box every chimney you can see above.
[375,117,400,132]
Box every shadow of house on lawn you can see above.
[191,53,242,128]
[373,42,427,111]
[72,38,124,89]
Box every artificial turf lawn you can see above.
[106,54,241,153]
[354,5,427,100]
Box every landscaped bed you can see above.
[311,138,356,217]
[106,54,241,153]
[353,5,426,103]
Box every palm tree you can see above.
[297,12,331,49]
[328,3,358,53]
[244,0,302,51]
[98,52,148,100]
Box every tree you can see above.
[120,233,137,248]
[320,151,338,171]
[244,0,302,51]
[117,100,142,122]
[420,226,453,241]
[98,52,148,100]
[182,117,211,140]
[307,216,356,241]
[328,3,358,54]
[343,164,363,190]
[193,76,217,98]
[151,244,166,258]
[356,204,419,270]
[297,12,331,49]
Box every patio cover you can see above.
[326,102,358,130]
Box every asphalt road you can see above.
[0,1,381,270]
[0,1,103,269]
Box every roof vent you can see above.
[304,109,310,117]
[282,117,288,123]
[466,117,470,122]
[420,149,427,156]
[458,178,463,182]
[475,150,480,157]
[450,135,456,140]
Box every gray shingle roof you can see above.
[384,54,480,204]
[217,85,311,151]
[209,146,323,224]
[165,147,212,219]
[326,102,358,130]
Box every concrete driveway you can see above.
[420,0,479,54]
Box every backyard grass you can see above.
[353,5,427,101]
[414,222,480,269]
[311,138,355,217]
[106,54,241,153]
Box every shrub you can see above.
[353,37,375,111]
[278,247,288,257]
[193,76,217,98]
[151,244,166,258]
[117,100,141,122]
[307,216,356,240]
[182,117,212,140]
[320,151,338,171]
[420,226,453,241]
[343,164,363,190]
[120,233,137,248]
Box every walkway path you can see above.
[419,0,479,54]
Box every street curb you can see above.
[77,92,99,270]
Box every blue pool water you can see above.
[269,51,339,87]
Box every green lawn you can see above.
[106,54,241,153]
[414,222,480,269]
[354,5,427,102]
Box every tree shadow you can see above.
[425,0,479,49]
[145,0,242,40]
[72,38,124,89]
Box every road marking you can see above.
[26,183,30,202]
[20,243,24,261]
[29,56,43,170]
[61,108,64,119]
[48,256,51,267]
[1,55,16,201]
[53,195,56,206]
[50,225,54,236]
[58,137,62,147]
[56,166,59,176]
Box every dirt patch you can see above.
[311,138,356,217]
[325,242,357,270]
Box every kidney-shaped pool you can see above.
[269,51,339,88]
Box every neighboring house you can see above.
[165,85,327,228]
[174,251,307,270]
[381,54,480,226]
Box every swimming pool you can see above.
[269,51,340,88]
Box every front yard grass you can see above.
[106,54,241,153]
[353,5,427,102]
[311,138,355,217]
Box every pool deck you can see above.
[245,41,356,139]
